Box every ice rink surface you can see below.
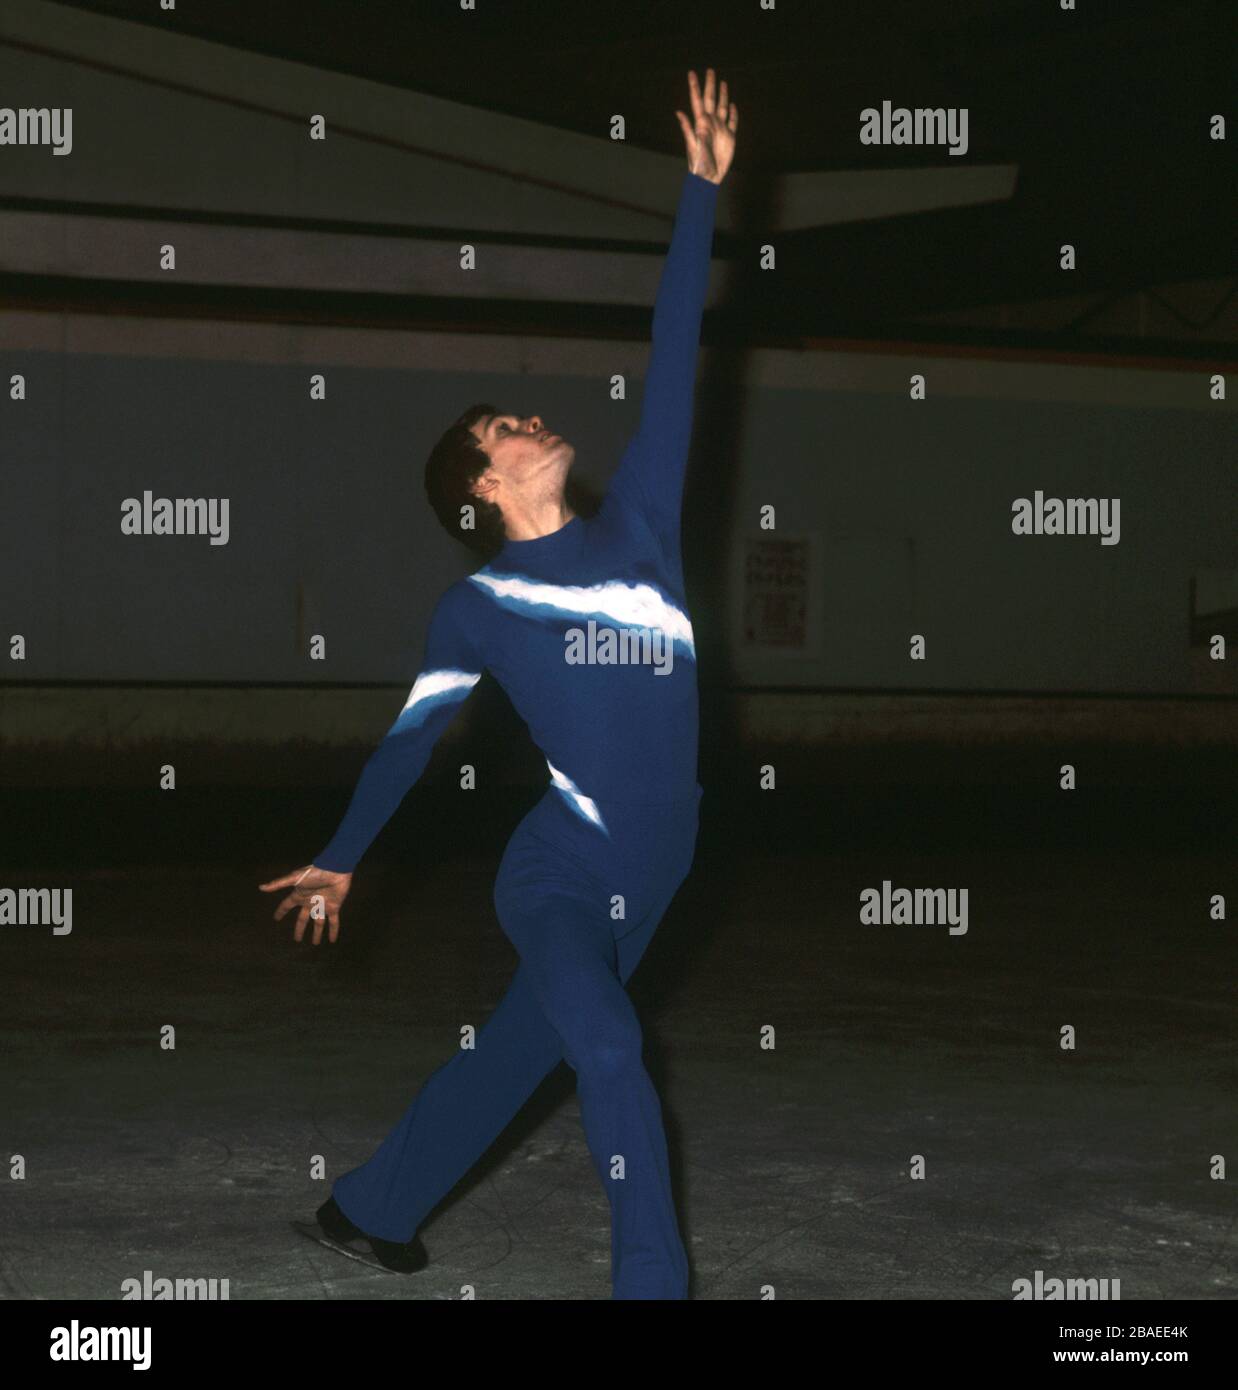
[2,765,1234,1301]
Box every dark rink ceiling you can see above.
[27,0,1237,345]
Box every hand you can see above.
[675,68,737,186]
[259,864,352,945]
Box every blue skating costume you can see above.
[316,171,718,1300]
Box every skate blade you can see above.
[290,1219,397,1274]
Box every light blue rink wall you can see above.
[1,349,1233,695]
[723,385,1234,693]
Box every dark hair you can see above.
[424,401,507,561]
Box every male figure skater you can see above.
[261,69,737,1300]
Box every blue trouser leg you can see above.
[333,788,698,1299]
[332,959,564,1242]
[332,880,685,1276]
[492,840,690,1300]
[489,790,697,1299]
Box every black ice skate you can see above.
[290,1194,429,1275]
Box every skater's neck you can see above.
[500,492,577,543]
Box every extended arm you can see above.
[314,588,483,874]
[606,69,737,557]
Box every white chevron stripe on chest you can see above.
[469,572,694,652]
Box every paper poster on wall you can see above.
[741,535,813,652]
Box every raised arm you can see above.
[606,69,737,559]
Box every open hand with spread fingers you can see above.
[676,68,737,185]
[259,863,352,945]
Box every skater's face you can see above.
[467,411,574,501]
